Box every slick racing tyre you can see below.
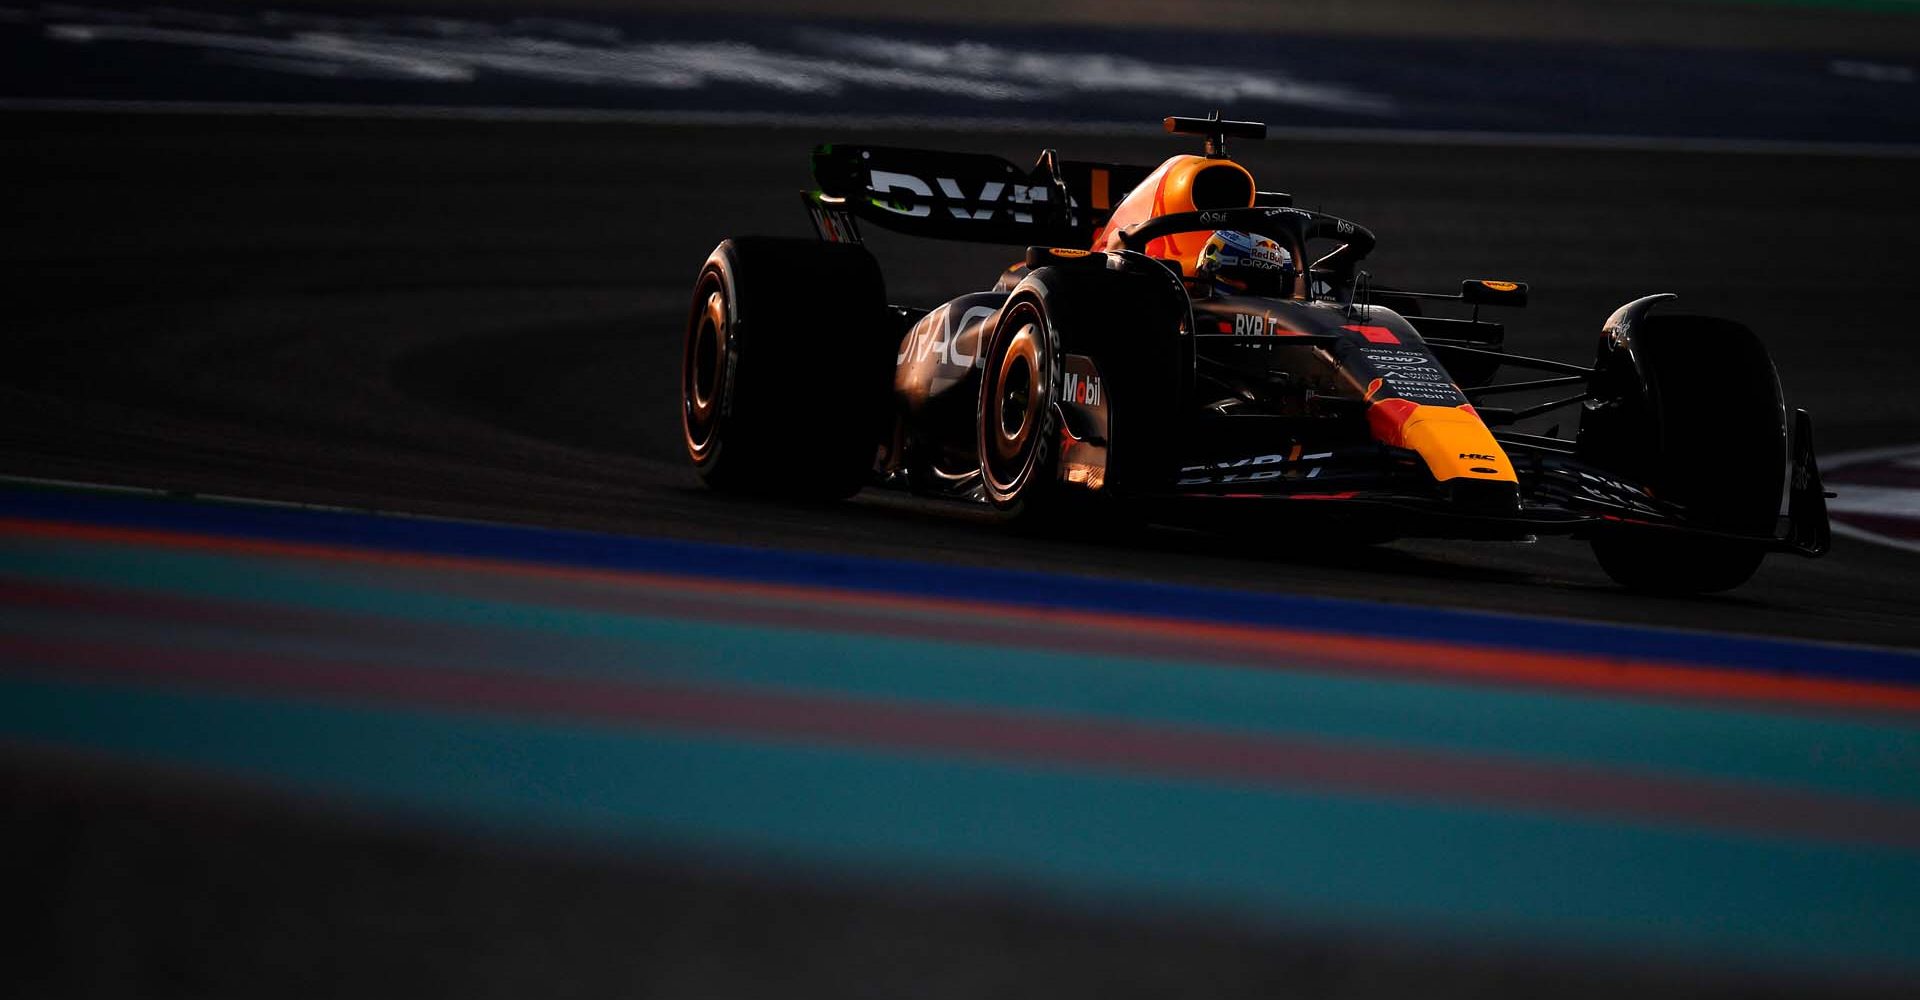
[977,260,1188,523]
[1579,314,1785,593]
[682,237,894,499]
[977,295,1064,520]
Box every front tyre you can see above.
[1579,314,1785,594]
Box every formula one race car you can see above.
[680,114,1830,592]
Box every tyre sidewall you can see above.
[977,295,1063,514]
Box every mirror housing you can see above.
[1460,279,1529,307]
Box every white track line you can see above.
[1821,443,1920,472]
[5,98,1920,158]
[1821,444,1920,557]
[1831,524,1920,558]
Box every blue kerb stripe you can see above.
[4,484,1915,684]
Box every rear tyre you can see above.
[976,263,1188,526]
[682,237,894,499]
[1579,315,1784,593]
[977,296,1068,522]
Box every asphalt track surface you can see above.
[6,113,1920,645]
[5,112,1920,997]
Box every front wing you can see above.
[1155,418,1830,555]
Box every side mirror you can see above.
[1460,279,1529,307]
[1025,246,1104,269]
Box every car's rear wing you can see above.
[807,143,1156,246]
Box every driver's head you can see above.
[1195,230,1293,296]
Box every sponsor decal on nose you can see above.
[1344,324,1401,344]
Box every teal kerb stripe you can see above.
[3,678,1917,977]
[6,541,1919,805]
